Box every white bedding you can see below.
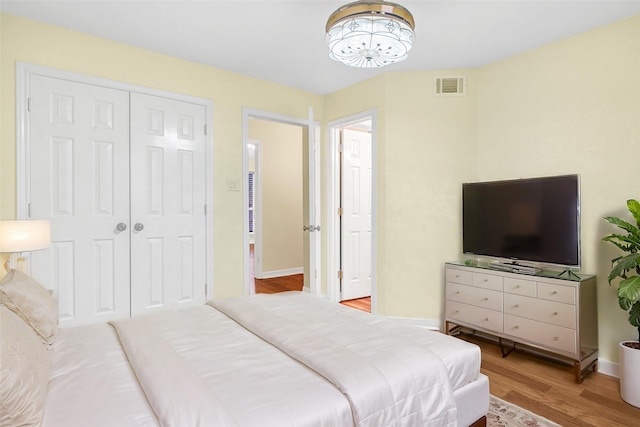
[110,304,354,427]
[40,292,485,427]
[212,292,458,426]
[41,323,159,427]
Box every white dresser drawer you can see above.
[504,277,536,297]
[446,300,503,333]
[446,283,503,312]
[504,294,576,329]
[504,314,577,355]
[446,268,473,285]
[472,272,503,291]
[537,282,575,304]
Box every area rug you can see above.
[488,395,561,427]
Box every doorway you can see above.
[242,108,320,297]
[327,111,377,311]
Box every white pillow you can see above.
[0,304,51,427]
[0,269,58,342]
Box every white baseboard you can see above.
[261,267,303,279]
[387,316,441,331]
[597,358,618,378]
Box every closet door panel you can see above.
[129,93,207,314]
[29,75,131,326]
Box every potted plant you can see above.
[603,199,640,408]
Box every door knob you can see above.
[116,223,127,232]
[134,223,144,231]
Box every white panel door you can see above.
[28,75,131,326]
[341,128,372,300]
[129,93,207,314]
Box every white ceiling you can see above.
[2,1,640,95]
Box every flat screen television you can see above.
[462,174,580,268]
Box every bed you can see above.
[1,269,489,427]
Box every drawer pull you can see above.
[483,297,489,301]
[455,275,460,278]
[454,310,459,314]
[514,304,520,308]
[455,291,460,294]
[552,291,558,295]
[516,285,521,289]
[484,279,488,282]
[553,312,559,316]
[554,336,559,341]
[514,326,520,330]
[484,317,489,321]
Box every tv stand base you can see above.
[487,260,541,275]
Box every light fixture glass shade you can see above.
[0,220,51,253]
[326,0,415,68]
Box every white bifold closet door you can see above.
[28,75,207,326]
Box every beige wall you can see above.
[476,15,640,363]
[248,119,303,274]
[0,13,323,297]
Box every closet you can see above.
[23,69,210,327]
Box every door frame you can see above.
[326,110,377,311]
[15,62,215,299]
[247,138,263,281]
[241,107,321,296]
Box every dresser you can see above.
[444,262,598,383]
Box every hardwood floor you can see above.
[457,331,640,427]
[253,272,371,312]
[250,244,371,312]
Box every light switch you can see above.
[227,179,240,192]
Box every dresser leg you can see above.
[499,337,516,358]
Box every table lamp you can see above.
[0,220,51,271]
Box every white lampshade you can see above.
[0,220,51,253]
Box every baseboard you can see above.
[597,358,618,378]
[261,267,303,279]
[387,316,441,330]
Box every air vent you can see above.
[435,76,466,96]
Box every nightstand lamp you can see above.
[0,220,51,271]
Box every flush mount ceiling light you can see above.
[325,0,415,68]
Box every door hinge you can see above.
[204,204,207,215]
[27,97,31,112]
[205,283,208,295]
[338,143,344,153]
[338,206,343,216]
[338,270,343,280]
[27,203,31,218]
[204,124,207,135]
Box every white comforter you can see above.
[212,292,458,427]
[110,303,354,427]
[106,291,459,427]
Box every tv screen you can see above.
[462,174,580,267]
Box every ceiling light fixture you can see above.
[325,0,415,68]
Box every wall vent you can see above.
[435,76,466,96]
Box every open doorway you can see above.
[247,121,304,294]
[242,108,321,297]
[327,110,377,313]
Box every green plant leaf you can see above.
[618,275,640,305]
[603,217,640,243]
[602,234,639,253]
[608,253,640,283]
[628,301,640,328]
[627,199,640,227]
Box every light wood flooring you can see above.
[248,258,639,425]
[458,331,640,427]
[250,244,371,312]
